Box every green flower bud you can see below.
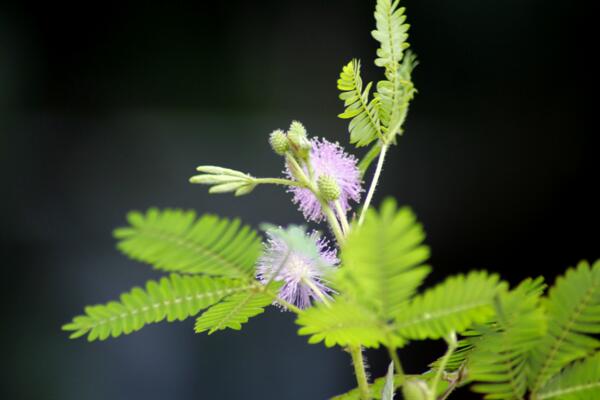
[269,129,288,155]
[317,174,340,201]
[401,379,431,400]
[287,120,311,159]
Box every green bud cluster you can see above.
[268,120,312,160]
[287,121,311,159]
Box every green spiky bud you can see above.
[287,120,311,159]
[269,129,288,155]
[401,379,431,400]
[317,174,340,201]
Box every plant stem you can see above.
[254,177,306,187]
[387,346,404,379]
[302,277,331,307]
[358,143,388,226]
[334,200,350,234]
[429,331,457,400]
[350,345,371,400]
[265,290,303,314]
[321,201,346,244]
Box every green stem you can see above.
[302,277,331,307]
[334,200,350,234]
[387,346,404,380]
[350,345,371,400]
[321,201,346,244]
[265,290,303,314]
[254,177,306,187]
[358,143,388,226]
[429,331,457,400]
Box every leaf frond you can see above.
[114,208,262,278]
[395,271,503,340]
[194,289,272,334]
[528,260,600,393]
[372,0,410,69]
[296,298,394,348]
[537,353,600,400]
[338,197,430,319]
[337,59,383,147]
[62,274,249,341]
[469,277,547,400]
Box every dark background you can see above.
[0,1,595,399]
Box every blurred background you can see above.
[0,0,595,399]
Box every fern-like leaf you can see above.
[395,271,503,340]
[528,260,600,394]
[376,51,417,137]
[194,289,272,334]
[536,353,600,400]
[338,197,430,319]
[62,274,249,341]
[338,59,383,147]
[469,277,547,400]
[372,0,410,68]
[114,208,262,278]
[296,299,394,348]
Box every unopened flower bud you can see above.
[402,379,431,400]
[287,121,311,159]
[269,129,288,155]
[317,174,340,201]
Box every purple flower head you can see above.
[286,138,362,222]
[256,225,338,310]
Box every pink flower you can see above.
[286,138,362,222]
[256,226,338,310]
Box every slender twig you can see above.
[437,363,466,400]
[350,345,371,400]
[302,277,331,307]
[429,332,458,400]
[334,200,350,234]
[358,143,388,226]
[321,201,346,244]
[254,177,306,187]
[387,345,404,379]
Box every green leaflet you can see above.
[338,197,430,319]
[62,274,250,341]
[537,352,600,400]
[195,289,273,334]
[528,260,600,394]
[114,208,262,278]
[469,277,547,400]
[337,59,383,147]
[296,298,394,348]
[395,271,503,340]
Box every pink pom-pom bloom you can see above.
[256,226,338,310]
[286,138,362,222]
